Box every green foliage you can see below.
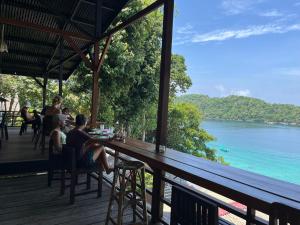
[167,102,221,162]
[176,94,300,125]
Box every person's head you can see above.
[24,101,31,108]
[62,107,69,115]
[52,96,63,108]
[75,114,87,127]
[52,115,63,129]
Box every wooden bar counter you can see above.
[101,138,300,215]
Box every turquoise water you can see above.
[202,120,300,185]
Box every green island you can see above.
[176,94,300,126]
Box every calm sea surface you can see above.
[202,120,300,185]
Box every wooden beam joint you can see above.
[33,77,45,88]
[64,36,93,69]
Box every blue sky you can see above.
[172,0,300,105]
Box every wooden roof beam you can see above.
[39,0,94,37]
[96,35,112,73]
[0,17,94,42]
[101,0,164,39]
[33,77,45,88]
[81,0,115,12]
[64,36,92,69]
[5,49,53,59]
[1,1,66,19]
[2,60,45,69]
[47,0,165,74]
[47,52,81,73]
[5,36,56,48]
[45,0,90,71]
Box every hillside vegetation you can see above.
[176,94,300,125]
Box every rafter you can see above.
[47,52,81,73]
[96,35,112,73]
[0,17,93,42]
[64,36,92,69]
[6,49,53,59]
[101,0,164,39]
[33,77,45,88]
[39,0,94,38]
[45,0,90,71]
[80,0,115,12]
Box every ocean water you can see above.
[202,120,300,185]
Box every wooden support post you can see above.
[42,76,48,108]
[151,169,165,224]
[59,38,63,96]
[152,1,174,223]
[90,0,103,128]
[155,0,174,151]
[90,42,100,128]
[246,207,256,225]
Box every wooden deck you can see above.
[0,128,48,174]
[0,127,47,163]
[0,174,137,225]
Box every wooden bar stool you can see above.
[105,160,148,225]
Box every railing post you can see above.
[42,76,48,108]
[58,37,63,96]
[151,169,165,224]
[246,207,256,225]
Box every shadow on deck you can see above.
[0,174,135,225]
[0,128,48,174]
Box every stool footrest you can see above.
[105,160,148,225]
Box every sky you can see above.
[172,0,300,105]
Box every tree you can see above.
[167,102,222,162]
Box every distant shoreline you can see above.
[177,94,300,127]
[203,118,300,127]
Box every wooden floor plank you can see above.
[0,128,48,163]
[0,174,151,225]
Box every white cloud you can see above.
[215,84,251,97]
[191,23,300,43]
[177,24,195,34]
[230,89,251,97]
[221,0,265,15]
[259,10,283,17]
[276,67,300,77]
[294,2,300,7]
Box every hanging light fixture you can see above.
[0,25,8,53]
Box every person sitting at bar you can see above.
[66,114,113,174]
[50,115,66,153]
[62,107,74,124]
[19,102,39,135]
[45,95,62,116]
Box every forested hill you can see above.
[176,94,300,125]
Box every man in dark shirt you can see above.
[66,114,112,173]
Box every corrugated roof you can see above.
[0,0,129,80]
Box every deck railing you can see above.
[103,149,271,225]
[0,111,22,127]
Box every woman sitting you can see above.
[45,96,63,116]
[19,102,39,135]
[61,107,74,133]
[50,115,66,154]
[66,114,113,174]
